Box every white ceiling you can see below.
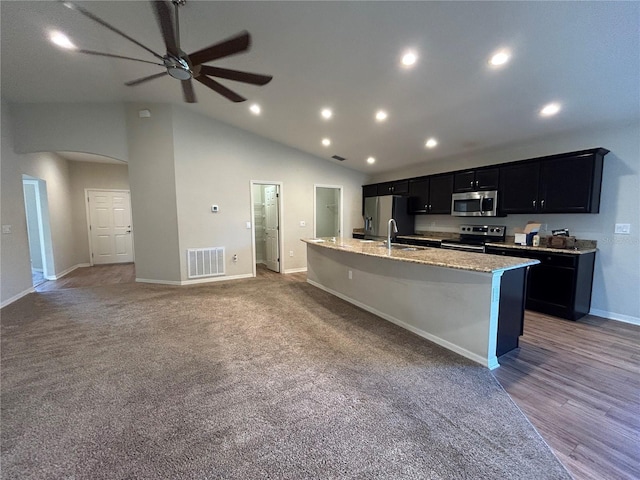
[2,1,638,173]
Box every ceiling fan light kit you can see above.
[61,0,272,104]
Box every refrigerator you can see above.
[363,196,414,240]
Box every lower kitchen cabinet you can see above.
[485,246,596,320]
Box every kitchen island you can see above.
[302,237,539,369]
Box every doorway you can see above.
[314,185,343,238]
[251,181,282,275]
[22,176,54,286]
[85,189,134,265]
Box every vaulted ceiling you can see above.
[2,1,638,173]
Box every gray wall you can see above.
[11,103,129,161]
[368,120,640,323]
[125,103,181,283]
[1,102,32,303]
[170,106,367,278]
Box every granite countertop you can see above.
[485,242,597,255]
[302,237,539,274]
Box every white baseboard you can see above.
[307,278,496,369]
[589,308,640,326]
[136,273,253,286]
[1,286,35,309]
[48,263,91,280]
[284,267,307,274]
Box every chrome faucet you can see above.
[387,218,398,252]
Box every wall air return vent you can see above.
[331,155,346,161]
[187,247,225,279]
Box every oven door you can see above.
[451,191,498,217]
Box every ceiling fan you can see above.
[62,0,273,103]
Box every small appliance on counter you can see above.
[363,195,414,240]
[441,225,506,253]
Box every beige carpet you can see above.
[1,274,571,479]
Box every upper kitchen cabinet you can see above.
[453,167,499,193]
[499,148,608,214]
[499,161,540,214]
[377,180,409,196]
[408,174,454,214]
[363,184,378,198]
[539,149,607,213]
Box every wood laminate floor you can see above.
[31,264,639,479]
[494,310,640,480]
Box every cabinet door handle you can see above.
[424,204,429,209]
[428,204,432,212]
[470,181,474,187]
[533,200,537,208]
[475,180,479,188]
[541,199,545,209]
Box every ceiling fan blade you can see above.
[198,65,272,86]
[78,49,163,66]
[195,76,246,103]
[151,0,179,57]
[125,71,168,86]
[188,31,251,66]
[182,79,197,103]
[62,1,164,61]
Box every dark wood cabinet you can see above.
[363,148,607,218]
[539,151,604,213]
[499,161,540,213]
[408,174,453,214]
[377,180,409,196]
[485,246,596,320]
[454,167,499,193]
[362,184,378,198]
[499,149,607,214]
[397,237,441,248]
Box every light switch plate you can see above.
[246,221,251,229]
[614,223,631,234]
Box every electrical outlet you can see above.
[233,254,238,262]
[348,270,353,280]
[1,225,11,234]
[289,250,294,257]
[614,223,631,234]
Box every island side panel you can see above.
[306,244,500,368]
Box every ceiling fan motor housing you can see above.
[165,54,192,80]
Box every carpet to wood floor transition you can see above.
[1,276,571,479]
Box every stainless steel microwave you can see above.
[451,190,499,217]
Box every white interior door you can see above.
[87,190,134,264]
[264,185,280,272]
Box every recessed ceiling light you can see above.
[49,31,76,50]
[425,138,438,148]
[540,102,561,117]
[249,104,261,115]
[401,51,417,67]
[489,50,510,67]
[375,110,388,122]
[321,108,333,119]
[367,156,376,165]
[321,138,331,147]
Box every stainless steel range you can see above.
[441,225,506,253]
